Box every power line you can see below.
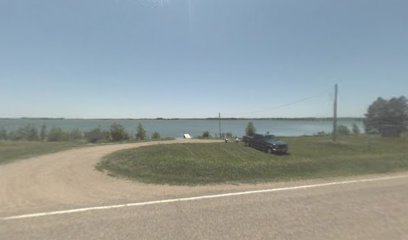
[222,92,328,117]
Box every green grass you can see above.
[0,141,85,165]
[97,135,408,185]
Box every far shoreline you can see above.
[0,117,364,121]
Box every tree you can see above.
[110,123,128,142]
[364,96,408,137]
[245,122,256,136]
[151,131,161,140]
[135,123,146,140]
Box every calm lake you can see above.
[0,119,364,138]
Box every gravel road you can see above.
[0,140,232,217]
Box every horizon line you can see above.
[0,117,365,120]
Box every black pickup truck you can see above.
[243,134,288,154]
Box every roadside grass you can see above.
[0,141,85,165]
[97,135,408,185]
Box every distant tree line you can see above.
[0,123,166,143]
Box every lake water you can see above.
[0,119,364,138]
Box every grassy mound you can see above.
[97,135,408,185]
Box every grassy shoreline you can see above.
[97,135,408,185]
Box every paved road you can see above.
[2,175,408,239]
[1,141,408,239]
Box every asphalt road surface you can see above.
[1,140,408,239]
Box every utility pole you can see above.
[332,84,338,142]
[219,112,222,139]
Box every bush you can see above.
[315,131,328,136]
[47,128,69,142]
[201,131,211,139]
[70,128,83,141]
[337,125,351,135]
[11,124,39,141]
[110,123,129,142]
[245,122,256,136]
[85,128,106,143]
[135,123,146,141]
[151,131,161,140]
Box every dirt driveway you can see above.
[0,140,238,216]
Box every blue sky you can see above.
[1,0,407,118]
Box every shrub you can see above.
[47,128,69,142]
[337,125,351,135]
[135,123,146,141]
[202,131,211,139]
[316,131,328,136]
[85,128,105,143]
[151,131,161,140]
[245,122,256,136]
[12,124,39,141]
[110,123,129,142]
[70,128,83,141]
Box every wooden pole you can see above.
[332,84,338,142]
[219,112,222,139]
